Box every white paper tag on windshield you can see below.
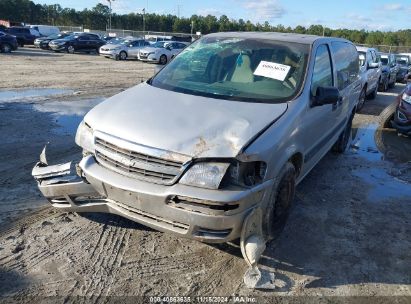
[253,61,291,81]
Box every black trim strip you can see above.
[304,118,347,163]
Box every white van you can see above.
[29,25,60,37]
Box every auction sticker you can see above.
[253,61,291,81]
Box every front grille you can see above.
[95,137,185,184]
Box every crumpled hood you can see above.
[84,83,287,158]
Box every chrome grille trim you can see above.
[94,135,189,185]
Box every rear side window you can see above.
[311,44,333,96]
[331,42,359,90]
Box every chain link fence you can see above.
[357,44,411,54]
[56,25,200,42]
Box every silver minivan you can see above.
[356,46,381,111]
[33,32,360,271]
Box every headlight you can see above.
[179,162,230,189]
[402,93,411,104]
[227,161,267,187]
[75,120,94,152]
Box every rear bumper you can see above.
[33,154,272,243]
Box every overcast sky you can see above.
[33,0,411,31]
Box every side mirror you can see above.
[368,62,379,69]
[312,86,340,107]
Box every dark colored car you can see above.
[378,52,397,91]
[5,26,39,46]
[48,33,105,54]
[34,32,73,49]
[0,31,18,53]
[395,55,411,83]
[391,76,411,135]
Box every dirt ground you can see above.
[0,47,411,303]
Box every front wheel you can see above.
[263,162,296,241]
[379,78,388,92]
[1,43,12,53]
[119,51,127,60]
[66,45,75,54]
[332,113,354,153]
[159,54,167,65]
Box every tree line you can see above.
[1,0,411,48]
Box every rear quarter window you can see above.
[331,42,359,90]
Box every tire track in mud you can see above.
[0,221,82,274]
[70,217,131,303]
[0,206,52,237]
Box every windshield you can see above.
[47,33,62,39]
[380,57,388,65]
[152,41,167,48]
[150,37,309,103]
[108,38,124,44]
[396,58,408,66]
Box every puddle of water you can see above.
[32,98,104,135]
[350,123,384,162]
[350,123,411,164]
[353,167,411,202]
[0,88,73,102]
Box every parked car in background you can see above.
[5,26,40,46]
[395,55,411,83]
[377,52,397,91]
[100,38,150,60]
[34,32,74,49]
[0,30,18,53]
[390,74,411,135]
[138,41,188,64]
[33,33,360,263]
[49,33,105,54]
[29,25,60,37]
[356,46,381,111]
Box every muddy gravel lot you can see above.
[0,47,411,303]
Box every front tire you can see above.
[159,54,167,65]
[263,162,296,241]
[1,43,12,53]
[119,51,127,60]
[66,45,75,54]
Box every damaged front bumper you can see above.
[32,147,272,243]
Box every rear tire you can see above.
[333,113,354,153]
[388,77,395,89]
[263,162,296,241]
[368,83,378,100]
[356,87,366,112]
[1,43,12,53]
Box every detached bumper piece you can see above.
[32,146,100,207]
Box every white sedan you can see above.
[138,41,188,64]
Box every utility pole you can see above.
[142,8,146,33]
[190,20,194,36]
[177,4,181,18]
[106,0,115,31]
